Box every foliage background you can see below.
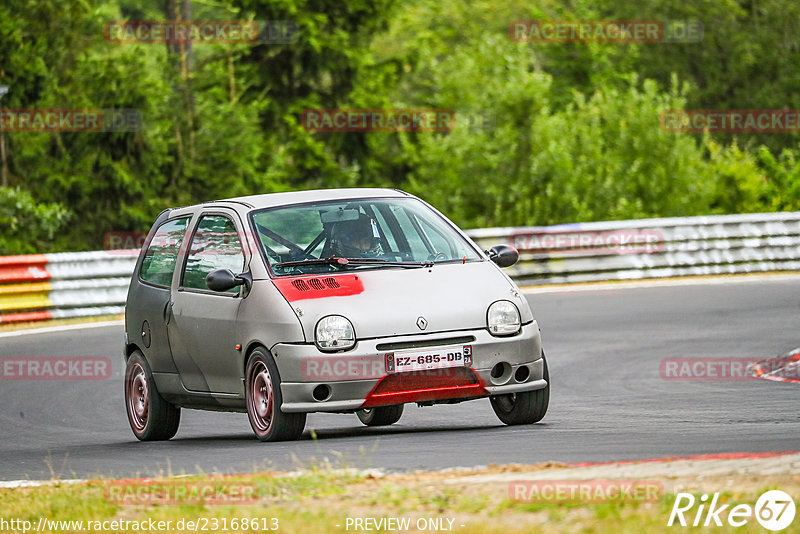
[1,0,799,253]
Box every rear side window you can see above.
[139,217,190,288]
[182,215,245,293]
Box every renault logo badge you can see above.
[416,317,428,330]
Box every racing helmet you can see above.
[330,214,382,258]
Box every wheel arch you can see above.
[125,343,143,361]
[242,340,270,378]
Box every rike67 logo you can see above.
[668,490,795,531]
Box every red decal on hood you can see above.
[273,274,364,301]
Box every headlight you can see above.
[487,300,521,336]
[315,315,356,351]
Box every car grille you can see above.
[375,335,475,352]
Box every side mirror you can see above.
[486,244,519,268]
[206,269,252,292]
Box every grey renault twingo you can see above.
[124,188,549,442]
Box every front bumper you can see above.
[271,322,545,413]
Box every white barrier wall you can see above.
[467,211,800,285]
[1,211,798,323]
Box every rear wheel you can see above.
[245,348,306,442]
[356,405,404,426]
[125,351,181,441]
[490,352,549,425]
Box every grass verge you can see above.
[1,463,797,533]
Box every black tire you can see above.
[245,348,306,442]
[125,351,181,441]
[356,405,404,426]
[490,351,550,425]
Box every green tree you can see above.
[0,187,69,254]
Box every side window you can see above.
[182,215,245,293]
[140,217,190,288]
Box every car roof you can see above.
[203,188,412,210]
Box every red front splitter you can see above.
[360,367,487,408]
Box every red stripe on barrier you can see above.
[0,265,51,283]
[0,254,48,266]
[0,310,53,323]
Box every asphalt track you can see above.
[1,275,798,481]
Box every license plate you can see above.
[385,345,473,373]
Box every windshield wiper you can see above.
[275,256,433,269]
[345,258,434,268]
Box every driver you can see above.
[330,214,383,258]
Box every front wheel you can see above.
[356,405,404,426]
[490,352,550,425]
[245,348,306,442]
[125,351,181,441]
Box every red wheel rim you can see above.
[127,363,149,432]
[248,360,274,433]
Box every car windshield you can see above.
[250,197,482,276]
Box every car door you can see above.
[128,215,192,373]
[166,210,248,394]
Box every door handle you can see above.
[164,300,174,324]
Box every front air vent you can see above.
[323,277,340,289]
[275,274,363,301]
[309,278,325,290]
[291,277,344,292]
[291,279,311,291]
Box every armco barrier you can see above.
[0,211,798,324]
[0,252,135,323]
[468,211,800,285]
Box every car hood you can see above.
[271,261,532,341]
